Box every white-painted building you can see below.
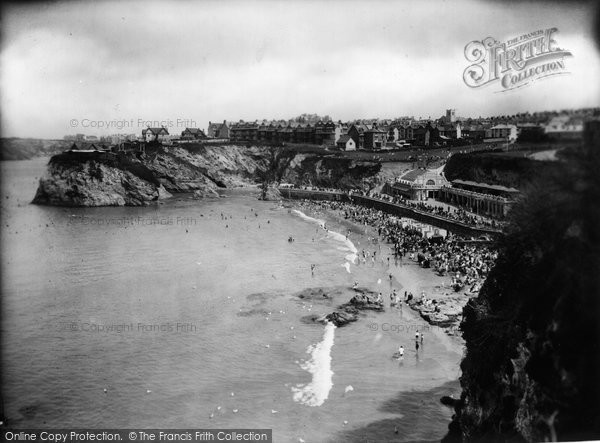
[336,134,356,151]
[489,124,517,141]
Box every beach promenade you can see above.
[279,187,503,239]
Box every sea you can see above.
[1,158,463,442]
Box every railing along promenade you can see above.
[279,187,503,239]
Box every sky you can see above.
[1,0,599,139]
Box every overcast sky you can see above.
[1,0,599,138]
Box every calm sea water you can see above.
[1,158,462,442]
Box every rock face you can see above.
[32,144,381,207]
[443,121,600,442]
[32,156,171,206]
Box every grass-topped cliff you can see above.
[444,151,564,190]
[31,144,381,206]
[443,122,600,442]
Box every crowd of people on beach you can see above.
[297,198,498,294]
[368,192,501,229]
[283,184,502,229]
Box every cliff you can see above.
[444,151,562,190]
[32,144,381,207]
[443,122,600,442]
[32,152,173,206]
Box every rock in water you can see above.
[440,395,459,407]
[325,310,358,327]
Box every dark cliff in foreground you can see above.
[444,151,563,190]
[443,122,600,442]
[32,144,381,206]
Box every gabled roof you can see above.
[337,135,352,144]
[184,127,205,135]
[366,127,386,133]
[208,122,224,130]
[69,142,103,151]
[350,123,372,133]
[143,127,169,135]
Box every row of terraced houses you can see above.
[226,119,467,150]
[67,108,595,150]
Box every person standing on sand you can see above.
[415,330,420,342]
[398,345,404,357]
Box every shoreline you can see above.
[289,198,465,440]
[290,199,469,348]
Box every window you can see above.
[426,179,436,186]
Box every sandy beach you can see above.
[293,198,478,339]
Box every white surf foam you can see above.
[327,230,358,264]
[292,209,358,268]
[292,209,326,228]
[292,322,336,407]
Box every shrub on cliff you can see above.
[445,121,600,442]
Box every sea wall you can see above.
[280,188,501,238]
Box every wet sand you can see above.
[297,200,473,339]
[290,200,465,441]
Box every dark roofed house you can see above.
[348,124,370,150]
[364,126,387,150]
[207,120,230,139]
[336,134,356,151]
[142,127,169,143]
[181,127,207,141]
[230,120,259,142]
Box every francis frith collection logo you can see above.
[463,28,572,92]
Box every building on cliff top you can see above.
[181,127,207,141]
[142,126,169,143]
[207,120,230,139]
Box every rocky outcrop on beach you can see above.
[325,288,384,327]
[32,154,172,206]
[407,292,475,332]
[32,143,380,207]
[443,121,600,442]
[291,286,384,327]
